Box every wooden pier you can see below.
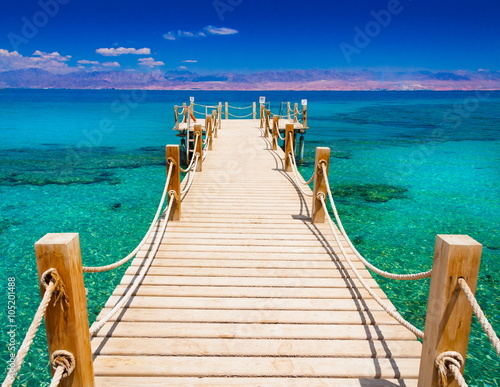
[90,118,423,386]
[8,101,496,387]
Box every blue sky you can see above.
[0,0,499,74]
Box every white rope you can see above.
[180,134,200,173]
[319,194,424,338]
[82,162,174,273]
[436,351,468,387]
[228,112,254,118]
[288,132,314,185]
[89,194,175,337]
[227,104,253,109]
[288,154,313,197]
[458,278,500,356]
[277,129,285,141]
[48,350,76,387]
[2,270,65,387]
[181,154,199,196]
[321,163,432,281]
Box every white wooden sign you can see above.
[259,96,266,104]
[301,99,308,106]
[190,96,195,102]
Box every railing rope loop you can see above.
[50,350,76,380]
[435,351,467,387]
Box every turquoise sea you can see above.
[0,89,498,386]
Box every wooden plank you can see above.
[92,337,421,358]
[95,308,402,325]
[92,356,420,378]
[94,322,418,340]
[95,377,418,387]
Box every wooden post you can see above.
[206,116,213,150]
[225,102,229,120]
[287,102,291,119]
[218,102,222,129]
[293,103,298,122]
[264,110,271,138]
[312,147,330,223]
[272,116,279,151]
[166,145,181,220]
[34,233,95,387]
[212,110,218,138]
[259,104,264,128]
[194,124,203,172]
[302,106,308,128]
[174,105,179,129]
[418,235,482,387]
[284,124,295,172]
[252,102,256,119]
[182,102,187,123]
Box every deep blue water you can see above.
[0,89,498,386]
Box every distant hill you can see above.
[0,68,498,90]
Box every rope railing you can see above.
[82,162,174,273]
[228,112,254,118]
[180,134,200,173]
[181,153,200,197]
[89,192,175,337]
[227,104,253,109]
[458,278,500,356]
[288,132,314,185]
[321,162,432,281]
[318,192,425,338]
[2,270,68,387]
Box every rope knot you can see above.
[168,190,179,202]
[317,192,326,200]
[435,351,464,387]
[51,350,76,378]
[40,269,69,308]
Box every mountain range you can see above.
[0,68,498,90]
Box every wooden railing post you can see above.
[284,124,295,172]
[206,116,213,150]
[264,110,270,138]
[312,147,330,223]
[302,105,308,128]
[287,102,291,119]
[34,233,95,387]
[212,110,218,138]
[166,145,181,221]
[418,235,482,387]
[252,102,256,119]
[259,104,264,128]
[194,124,203,172]
[225,102,229,120]
[182,102,187,123]
[218,102,222,129]
[174,105,179,129]
[272,116,279,151]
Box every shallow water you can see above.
[0,89,498,385]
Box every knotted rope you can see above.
[436,351,467,387]
[48,350,76,387]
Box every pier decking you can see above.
[91,119,422,386]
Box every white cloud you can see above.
[182,59,198,63]
[204,26,238,35]
[138,57,165,67]
[178,66,188,70]
[96,47,151,56]
[0,49,75,74]
[77,60,100,65]
[102,61,120,67]
[164,25,238,40]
